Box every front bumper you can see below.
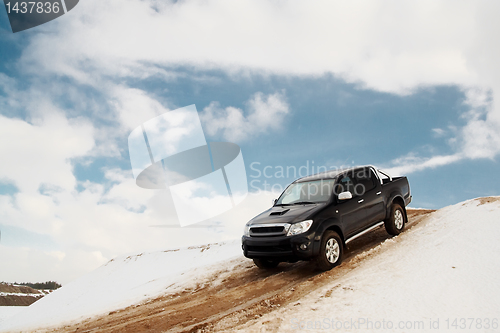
[242,231,318,260]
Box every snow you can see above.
[0,308,26,327]
[1,197,500,332]
[0,293,42,297]
[228,197,500,332]
[0,241,243,332]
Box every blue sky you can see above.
[1,0,500,283]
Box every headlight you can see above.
[287,220,313,236]
[243,224,251,237]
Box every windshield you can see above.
[275,179,336,205]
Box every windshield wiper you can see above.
[292,201,317,205]
[274,203,293,206]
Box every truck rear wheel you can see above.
[315,230,343,271]
[253,258,279,269]
[384,203,406,236]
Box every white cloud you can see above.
[459,114,500,160]
[0,113,94,194]
[111,87,172,133]
[17,0,500,167]
[201,91,289,141]
[463,88,492,110]
[18,0,478,92]
[387,85,500,175]
[431,128,446,138]
[0,245,108,285]
[385,153,463,176]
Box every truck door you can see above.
[353,168,386,226]
[335,174,367,238]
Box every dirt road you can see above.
[46,209,435,333]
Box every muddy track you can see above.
[47,209,435,333]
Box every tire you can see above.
[384,203,407,236]
[315,230,343,271]
[253,258,279,269]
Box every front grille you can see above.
[249,225,288,237]
[251,226,284,234]
[248,223,289,237]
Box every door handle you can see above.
[358,199,364,203]
[376,191,381,195]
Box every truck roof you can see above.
[295,165,377,183]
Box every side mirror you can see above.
[272,199,278,206]
[338,191,352,201]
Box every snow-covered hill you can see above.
[0,241,243,332]
[229,197,500,332]
[1,197,499,332]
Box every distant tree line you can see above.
[14,281,62,290]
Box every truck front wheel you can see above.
[315,230,343,271]
[384,203,407,236]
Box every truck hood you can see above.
[248,203,325,225]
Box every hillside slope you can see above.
[0,242,243,332]
[228,197,500,332]
[1,197,499,332]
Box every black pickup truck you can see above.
[242,165,411,270]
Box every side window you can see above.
[336,175,355,195]
[354,169,376,195]
[370,172,380,187]
[337,170,377,198]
